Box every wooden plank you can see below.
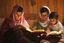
[57,0,63,22]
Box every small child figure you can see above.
[45,12,63,43]
[46,12,63,34]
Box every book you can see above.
[18,24,33,32]
[32,30,44,32]
[47,31,62,36]
[19,24,62,36]
[19,24,45,33]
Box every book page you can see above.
[47,31,62,36]
[25,28,33,32]
[33,30,44,32]
[19,24,33,32]
[20,24,45,33]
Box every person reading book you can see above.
[46,12,63,35]
[31,6,51,31]
[0,5,32,43]
[30,6,51,43]
[45,12,64,43]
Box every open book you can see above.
[22,25,45,33]
[25,28,45,33]
[18,24,33,32]
[19,24,45,33]
[47,30,62,36]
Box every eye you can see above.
[50,19,56,22]
[16,12,22,17]
[42,15,47,17]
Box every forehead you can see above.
[41,12,48,15]
[50,18,56,21]
[16,12,22,13]
[15,12,22,16]
[16,12,22,15]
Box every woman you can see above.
[31,6,51,30]
[30,6,51,43]
[0,5,32,43]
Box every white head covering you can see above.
[42,6,51,14]
[39,6,51,18]
[39,6,51,27]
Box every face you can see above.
[50,18,57,25]
[41,12,48,21]
[15,12,22,20]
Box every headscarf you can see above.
[43,6,51,14]
[38,6,51,27]
[8,5,29,28]
[39,6,51,18]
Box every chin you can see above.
[43,19,47,21]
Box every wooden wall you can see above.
[0,0,64,23]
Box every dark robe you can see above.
[4,28,34,43]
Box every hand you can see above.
[62,28,64,33]
[9,22,15,28]
[45,28,51,34]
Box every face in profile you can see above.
[41,12,48,21]
[50,18,57,25]
[15,12,22,21]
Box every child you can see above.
[46,12,63,43]
[48,12,63,33]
